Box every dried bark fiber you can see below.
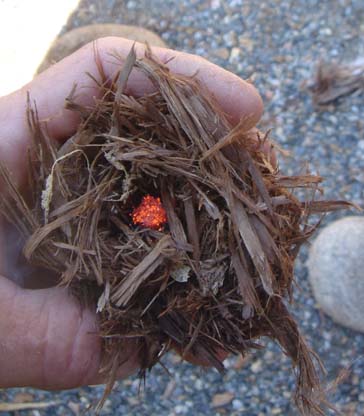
[0,47,352,414]
[309,58,364,105]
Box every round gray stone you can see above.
[308,216,364,333]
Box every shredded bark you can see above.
[0,46,353,415]
[308,57,364,105]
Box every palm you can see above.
[0,202,137,390]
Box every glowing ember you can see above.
[132,195,167,230]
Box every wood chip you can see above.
[212,392,235,408]
[0,401,58,411]
[13,392,34,403]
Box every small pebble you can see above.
[251,360,263,373]
[232,399,243,410]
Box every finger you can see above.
[0,276,137,389]
[0,37,263,186]
[260,139,277,168]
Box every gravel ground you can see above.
[2,0,364,415]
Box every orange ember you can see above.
[132,195,167,230]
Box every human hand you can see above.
[0,37,263,389]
